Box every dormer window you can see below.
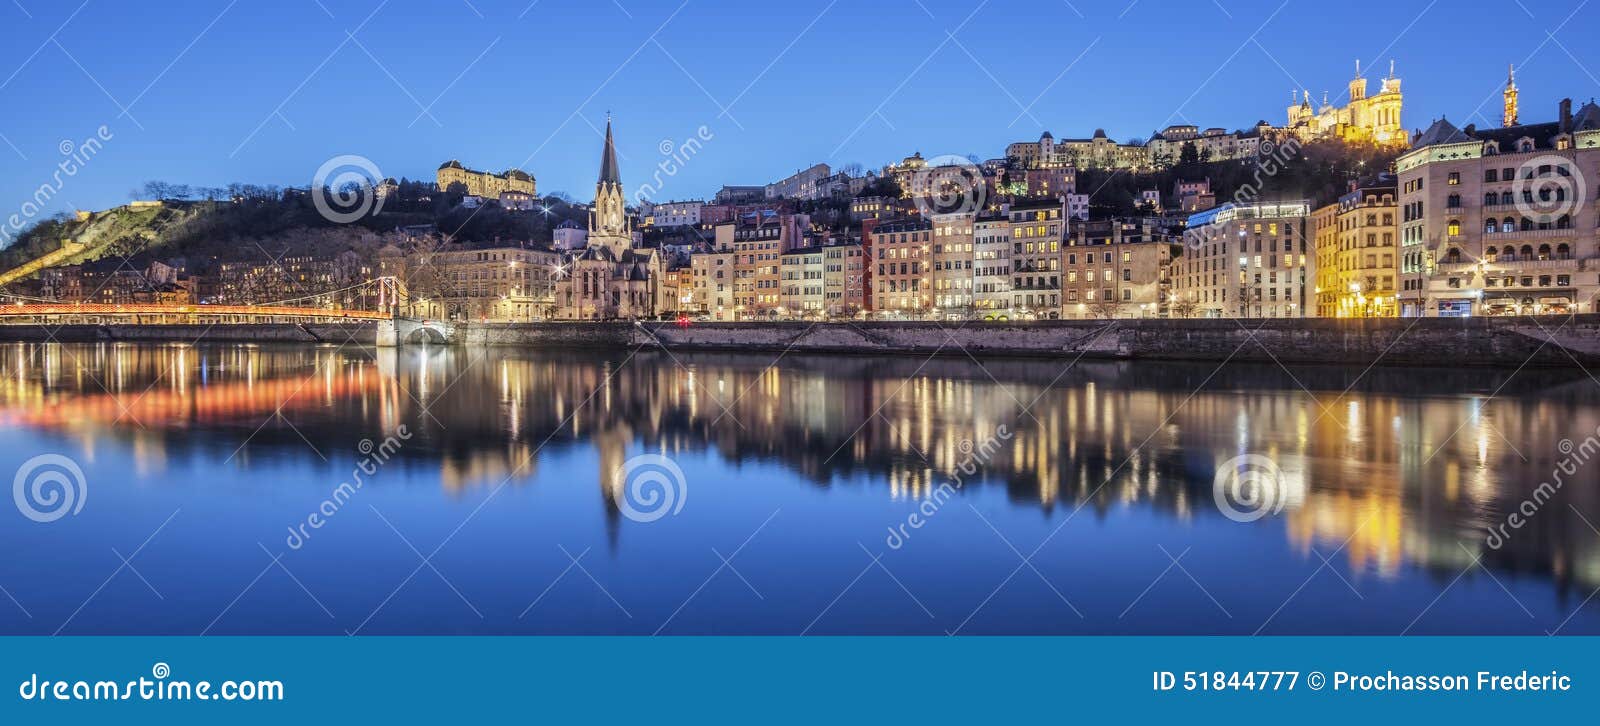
[1517,138,1535,153]
[1484,142,1500,155]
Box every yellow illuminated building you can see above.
[436,160,536,198]
[1329,183,1399,318]
[1312,203,1340,317]
[1285,60,1404,146]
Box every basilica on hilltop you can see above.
[1284,60,1405,146]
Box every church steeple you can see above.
[599,116,622,186]
[588,115,631,256]
[1504,64,1520,128]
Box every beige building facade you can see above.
[1061,219,1176,319]
[436,161,536,198]
[1173,201,1313,318]
[1397,98,1600,317]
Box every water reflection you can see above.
[2,340,1598,633]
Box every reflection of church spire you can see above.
[597,426,628,551]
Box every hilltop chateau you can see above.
[1285,60,1405,146]
[436,160,537,198]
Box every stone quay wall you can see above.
[0,323,376,345]
[3,316,1598,368]
[630,316,1600,369]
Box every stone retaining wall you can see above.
[0,323,375,345]
[3,317,1596,368]
[634,316,1600,368]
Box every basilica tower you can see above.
[1504,65,1520,127]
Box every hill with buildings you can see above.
[0,181,593,288]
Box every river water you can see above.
[1,341,1598,634]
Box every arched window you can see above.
[1501,191,1514,205]
[1557,243,1572,259]
[1485,220,1497,234]
[1521,217,1535,231]
[1538,244,1552,260]
[1486,246,1499,261]
[1485,192,1498,206]
[1448,220,1462,236]
[1502,218,1516,233]
[1557,215,1572,230]
[1445,248,1463,263]
[1520,245,1535,259]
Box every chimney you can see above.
[1560,98,1573,134]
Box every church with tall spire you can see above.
[587,117,632,257]
[555,117,664,320]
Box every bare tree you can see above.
[1170,297,1199,319]
[1089,299,1125,319]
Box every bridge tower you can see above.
[375,276,400,318]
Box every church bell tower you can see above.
[589,116,632,257]
[1503,65,1520,127]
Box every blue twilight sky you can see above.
[1,0,1598,227]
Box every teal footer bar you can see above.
[2,637,1595,723]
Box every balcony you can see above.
[1437,257,1586,273]
[1485,257,1581,271]
[1484,227,1582,240]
